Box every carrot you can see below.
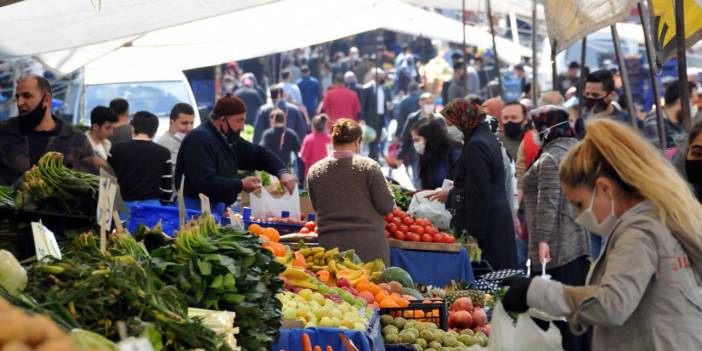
[302,333,313,351]
[326,346,333,351]
[314,346,322,351]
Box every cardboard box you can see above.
[387,239,461,253]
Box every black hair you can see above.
[514,64,525,72]
[109,98,129,116]
[170,102,194,121]
[664,80,697,105]
[312,114,329,132]
[333,74,345,85]
[450,52,463,60]
[453,61,465,71]
[586,69,615,93]
[412,118,462,189]
[689,119,702,153]
[465,94,484,105]
[131,111,159,138]
[504,100,527,118]
[522,82,532,94]
[281,70,291,80]
[90,105,118,126]
[270,109,285,124]
[270,85,284,100]
[21,74,52,96]
[301,65,310,74]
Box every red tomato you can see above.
[444,235,456,244]
[421,234,433,242]
[386,223,398,234]
[426,226,438,235]
[402,217,414,226]
[384,214,394,222]
[305,221,317,231]
[386,231,392,238]
[415,219,428,227]
[393,231,406,241]
[432,234,443,242]
[408,233,421,242]
[399,225,409,233]
[392,217,403,226]
[410,225,424,235]
[299,227,310,234]
[392,208,402,216]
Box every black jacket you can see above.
[396,93,420,138]
[448,123,517,270]
[234,86,265,125]
[360,83,392,131]
[260,127,301,166]
[175,121,287,204]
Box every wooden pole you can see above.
[675,0,691,131]
[577,37,588,117]
[531,0,538,101]
[611,25,638,128]
[551,40,558,91]
[638,1,666,148]
[487,0,503,97]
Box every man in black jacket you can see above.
[176,96,297,213]
[361,68,392,160]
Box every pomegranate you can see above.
[471,307,488,327]
[451,297,473,312]
[448,311,473,330]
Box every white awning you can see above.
[400,0,545,19]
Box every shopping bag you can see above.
[408,190,452,229]
[250,185,301,220]
[488,302,563,351]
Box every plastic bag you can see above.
[250,185,301,220]
[488,302,563,351]
[408,190,452,229]
[0,250,27,295]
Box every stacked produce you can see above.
[428,282,490,308]
[447,298,490,336]
[380,315,489,350]
[0,185,13,208]
[13,152,99,215]
[384,208,456,243]
[390,184,412,211]
[0,297,80,351]
[278,289,371,330]
[247,223,287,257]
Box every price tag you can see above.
[199,193,211,215]
[96,169,118,228]
[31,221,61,260]
[116,337,154,351]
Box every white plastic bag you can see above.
[250,186,301,220]
[408,190,452,229]
[488,302,563,351]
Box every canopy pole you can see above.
[638,1,666,149]
[487,0,503,97]
[462,0,467,74]
[611,25,638,128]
[675,0,692,131]
[551,40,558,91]
[531,0,538,101]
[577,37,588,117]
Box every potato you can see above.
[1,341,32,351]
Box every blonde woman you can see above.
[502,119,702,350]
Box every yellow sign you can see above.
[651,0,702,64]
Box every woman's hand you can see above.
[539,241,551,264]
[425,188,450,203]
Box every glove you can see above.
[501,276,533,313]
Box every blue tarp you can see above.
[389,247,474,286]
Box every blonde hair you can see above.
[560,119,702,261]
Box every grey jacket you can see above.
[523,137,590,270]
[528,201,702,351]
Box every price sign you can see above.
[199,193,211,215]
[96,169,118,228]
[31,221,61,260]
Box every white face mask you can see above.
[422,104,434,114]
[174,132,186,141]
[447,125,464,141]
[413,141,426,155]
[532,120,570,147]
[691,103,699,117]
[575,187,618,237]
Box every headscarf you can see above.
[530,105,576,145]
[440,98,487,135]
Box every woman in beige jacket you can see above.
[503,118,702,350]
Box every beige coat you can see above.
[527,201,702,350]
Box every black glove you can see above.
[501,276,533,313]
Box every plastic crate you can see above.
[380,300,449,331]
[241,207,315,235]
[127,204,221,237]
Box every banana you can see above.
[327,260,338,273]
[287,278,319,290]
[342,260,362,271]
[323,247,339,259]
[281,267,310,280]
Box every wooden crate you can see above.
[387,239,461,253]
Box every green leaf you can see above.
[223,293,245,303]
[141,324,164,351]
[196,259,212,276]
[223,273,236,290]
[210,275,224,289]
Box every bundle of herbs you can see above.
[141,215,285,351]
[20,231,228,351]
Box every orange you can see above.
[374,291,388,303]
[367,283,381,295]
[397,298,409,307]
[354,276,370,288]
[263,227,280,242]
[403,310,414,318]
[414,310,425,318]
[432,309,439,315]
[422,299,433,304]
[293,252,306,267]
[356,282,371,293]
[248,223,263,235]
[379,298,399,308]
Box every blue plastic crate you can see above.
[241,207,315,235]
[127,204,221,237]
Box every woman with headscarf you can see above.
[428,98,518,270]
[523,105,591,351]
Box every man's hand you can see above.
[539,241,551,264]
[425,188,450,203]
[242,176,262,193]
[279,172,298,194]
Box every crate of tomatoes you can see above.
[384,208,460,252]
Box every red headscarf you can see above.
[440,98,487,136]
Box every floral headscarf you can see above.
[530,105,576,145]
[440,98,487,135]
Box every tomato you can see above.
[386,223,398,234]
[408,233,421,242]
[392,217,403,226]
[305,221,317,231]
[392,208,402,216]
[425,226,438,235]
[384,214,394,222]
[410,225,424,235]
[299,227,310,235]
[399,225,409,233]
[415,219,428,227]
[421,234,433,242]
[444,235,456,244]
[393,231,406,241]
[402,217,414,226]
[386,231,392,238]
[432,234,443,242]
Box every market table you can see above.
[389,247,474,286]
[273,313,384,351]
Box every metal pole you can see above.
[577,37,588,117]
[675,0,691,131]
[638,1,666,149]
[462,0,468,82]
[551,40,558,91]
[611,25,638,128]
[531,0,538,102]
[487,0,503,97]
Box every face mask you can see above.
[413,141,426,155]
[585,96,610,114]
[503,122,524,140]
[220,118,240,144]
[19,95,47,131]
[174,132,186,141]
[686,159,702,184]
[691,103,699,117]
[422,104,434,114]
[532,120,569,147]
[575,187,618,237]
[447,125,464,141]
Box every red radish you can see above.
[472,307,488,327]
[448,311,473,330]
[451,297,473,312]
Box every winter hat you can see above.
[213,95,246,119]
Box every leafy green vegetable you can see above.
[390,184,412,211]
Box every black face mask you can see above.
[219,118,240,144]
[585,96,610,114]
[686,159,702,184]
[19,96,47,132]
[504,122,524,140]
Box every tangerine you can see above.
[248,223,263,235]
[379,298,399,308]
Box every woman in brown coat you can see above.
[307,119,395,263]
